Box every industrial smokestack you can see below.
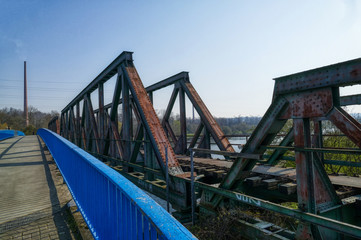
[24,61,29,127]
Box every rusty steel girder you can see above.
[123,66,181,175]
[51,51,361,239]
[205,58,361,240]
[58,52,189,208]
[55,51,232,210]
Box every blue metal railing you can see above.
[0,130,25,141]
[37,128,196,240]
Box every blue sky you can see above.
[1,0,361,117]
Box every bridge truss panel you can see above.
[208,58,361,239]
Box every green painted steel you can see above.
[193,181,361,239]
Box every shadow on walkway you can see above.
[37,136,82,240]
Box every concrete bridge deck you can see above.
[0,136,81,239]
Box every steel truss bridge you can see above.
[48,51,361,239]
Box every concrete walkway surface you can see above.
[0,136,82,239]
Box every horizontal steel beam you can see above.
[192,148,261,160]
[146,71,189,92]
[93,71,189,113]
[62,51,133,112]
[90,149,361,238]
[340,94,361,106]
[274,57,361,95]
[266,145,361,155]
[262,154,361,167]
[190,180,361,239]
[223,134,251,138]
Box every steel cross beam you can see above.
[206,58,361,240]
[94,71,234,156]
[273,57,361,96]
[61,52,134,112]
[56,51,235,210]
[121,65,183,175]
[58,51,203,209]
[59,52,184,175]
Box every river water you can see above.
[205,137,247,159]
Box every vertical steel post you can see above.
[199,129,211,158]
[318,121,324,164]
[59,113,64,136]
[122,73,132,170]
[144,130,154,181]
[304,119,316,214]
[192,106,195,122]
[294,118,316,213]
[130,104,133,140]
[110,71,122,131]
[179,87,187,154]
[76,102,81,146]
[65,110,69,139]
[190,148,195,226]
[84,96,90,151]
[204,129,210,150]
[85,95,100,154]
[98,83,104,153]
[148,91,153,104]
[294,118,321,238]
[69,106,75,142]
[165,145,170,213]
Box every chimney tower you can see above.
[24,61,29,126]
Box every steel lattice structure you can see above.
[49,52,361,239]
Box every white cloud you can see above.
[1,35,27,60]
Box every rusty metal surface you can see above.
[294,119,337,214]
[293,119,312,212]
[176,155,233,169]
[125,66,183,175]
[274,57,361,95]
[210,57,361,239]
[280,88,333,119]
[184,82,234,152]
[54,52,361,239]
[327,107,361,148]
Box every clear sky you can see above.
[1,0,361,117]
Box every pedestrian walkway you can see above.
[0,136,80,239]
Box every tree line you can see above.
[164,113,261,136]
[0,107,59,135]
[0,107,261,137]
[2,106,360,176]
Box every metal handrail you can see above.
[37,128,196,240]
[0,130,25,140]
